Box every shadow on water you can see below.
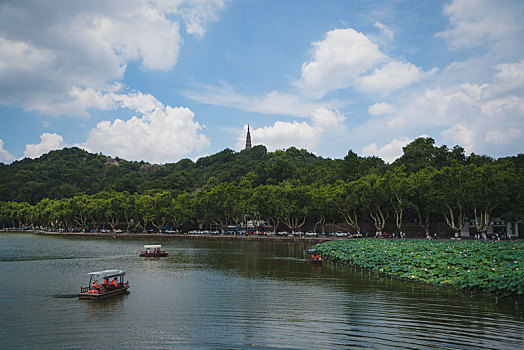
[82,294,128,314]
[52,294,79,298]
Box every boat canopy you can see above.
[307,249,321,254]
[87,270,126,278]
[143,245,162,249]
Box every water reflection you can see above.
[84,294,127,315]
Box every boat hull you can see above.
[306,257,323,264]
[139,252,168,257]
[78,285,130,300]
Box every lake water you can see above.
[0,232,523,349]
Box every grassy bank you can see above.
[315,239,524,297]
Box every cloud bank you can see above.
[0,0,223,117]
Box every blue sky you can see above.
[0,0,523,164]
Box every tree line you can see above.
[1,145,522,237]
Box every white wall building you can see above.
[460,217,520,238]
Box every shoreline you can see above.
[4,229,520,242]
[21,230,339,242]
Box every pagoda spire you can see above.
[245,124,252,150]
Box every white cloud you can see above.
[361,137,411,163]
[368,102,395,115]
[0,139,15,163]
[111,90,164,115]
[0,37,54,76]
[356,61,431,95]
[440,124,475,153]
[490,60,524,96]
[310,107,346,131]
[182,83,345,117]
[33,87,118,118]
[80,92,209,163]
[494,60,524,82]
[171,0,225,37]
[299,28,387,98]
[298,28,432,98]
[374,21,394,41]
[23,133,66,159]
[236,108,346,152]
[436,0,523,51]
[0,0,223,117]
[485,128,521,145]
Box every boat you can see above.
[305,249,323,264]
[78,270,130,299]
[139,244,168,257]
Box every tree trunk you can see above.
[370,205,386,235]
[443,204,465,237]
[473,206,491,237]
[344,210,360,234]
[283,216,306,233]
[416,209,430,238]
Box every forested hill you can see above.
[0,145,378,203]
[0,138,522,204]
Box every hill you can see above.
[0,145,375,203]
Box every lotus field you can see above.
[315,239,524,296]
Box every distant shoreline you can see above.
[4,230,518,242]
[23,230,337,242]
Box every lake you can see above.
[0,232,523,349]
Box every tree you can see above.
[467,163,514,237]
[103,191,125,232]
[47,198,73,230]
[87,196,107,231]
[167,192,192,231]
[332,180,363,234]
[251,184,285,234]
[279,181,310,234]
[360,174,389,235]
[308,183,335,233]
[203,183,231,231]
[434,163,470,237]
[137,194,155,231]
[150,192,173,231]
[383,167,411,235]
[409,167,439,238]
[70,194,91,231]
[122,192,140,232]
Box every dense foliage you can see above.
[0,137,522,235]
[315,239,524,296]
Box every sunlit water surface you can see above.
[0,232,522,349]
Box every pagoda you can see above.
[245,124,252,150]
